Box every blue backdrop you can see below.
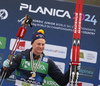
[0,0,100,86]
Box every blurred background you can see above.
[58,0,100,7]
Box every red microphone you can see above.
[17,26,27,38]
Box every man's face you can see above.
[32,38,46,56]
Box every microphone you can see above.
[17,26,27,38]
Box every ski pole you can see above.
[0,14,32,86]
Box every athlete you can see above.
[0,29,80,86]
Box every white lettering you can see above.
[0,41,2,45]
[20,3,71,18]
[20,29,25,37]
[20,3,28,10]
[19,46,25,50]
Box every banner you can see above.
[0,0,100,86]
